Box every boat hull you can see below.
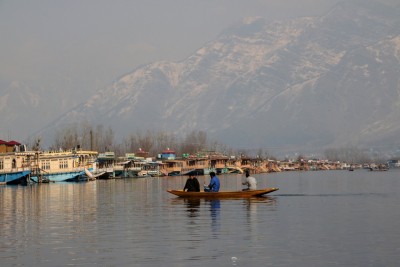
[30,171,85,183]
[0,170,31,185]
[167,188,279,198]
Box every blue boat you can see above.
[28,149,98,183]
[0,170,31,185]
[1,147,33,185]
[29,170,85,183]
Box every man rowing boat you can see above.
[242,170,257,191]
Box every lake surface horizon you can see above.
[1,169,400,266]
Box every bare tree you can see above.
[181,131,198,154]
[24,136,42,151]
[32,137,42,151]
[49,124,238,159]
[103,127,115,152]
[132,129,153,153]
[51,123,79,150]
[152,131,178,156]
[324,146,370,163]
[79,120,93,150]
[197,130,207,149]
[257,148,264,159]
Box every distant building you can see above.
[136,148,149,158]
[387,159,400,168]
[0,140,21,153]
[159,148,176,160]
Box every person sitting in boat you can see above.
[204,172,220,192]
[242,170,257,191]
[183,174,200,192]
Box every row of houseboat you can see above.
[0,140,392,185]
[0,140,98,184]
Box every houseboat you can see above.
[96,152,117,179]
[113,150,163,178]
[160,150,215,176]
[0,140,33,185]
[29,149,98,183]
[113,153,150,178]
[0,152,33,184]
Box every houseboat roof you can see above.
[0,140,21,146]
[209,154,229,160]
[7,140,21,146]
[162,149,175,154]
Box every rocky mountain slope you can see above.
[34,0,400,150]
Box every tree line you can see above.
[323,146,387,164]
[27,122,235,157]
[25,122,385,163]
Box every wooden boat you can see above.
[167,188,279,198]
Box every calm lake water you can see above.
[1,169,400,267]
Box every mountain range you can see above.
[2,0,400,153]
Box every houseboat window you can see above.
[12,159,17,169]
[41,161,50,170]
[0,160,3,170]
[59,159,68,169]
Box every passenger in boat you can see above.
[204,172,220,192]
[183,174,200,192]
[242,170,257,191]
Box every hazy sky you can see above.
[0,0,342,93]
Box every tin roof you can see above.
[7,140,21,146]
[162,149,175,154]
[0,140,21,146]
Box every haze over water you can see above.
[1,170,400,266]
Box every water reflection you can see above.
[184,198,200,217]
[245,198,258,222]
[207,199,221,237]
[245,198,276,223]
[244,196,277,209]
[2,170,400,267]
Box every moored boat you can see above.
[1,150,34,185]
[0,170,31,185]
[167,188,279,198]
[369,163,389,171]
[29,149,98,183]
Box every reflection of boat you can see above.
[168,171,181,176]
[369,167,388,171]
[167,188,279,198]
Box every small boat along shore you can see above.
[167,188,279,198]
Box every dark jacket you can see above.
[184,177,200,192]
